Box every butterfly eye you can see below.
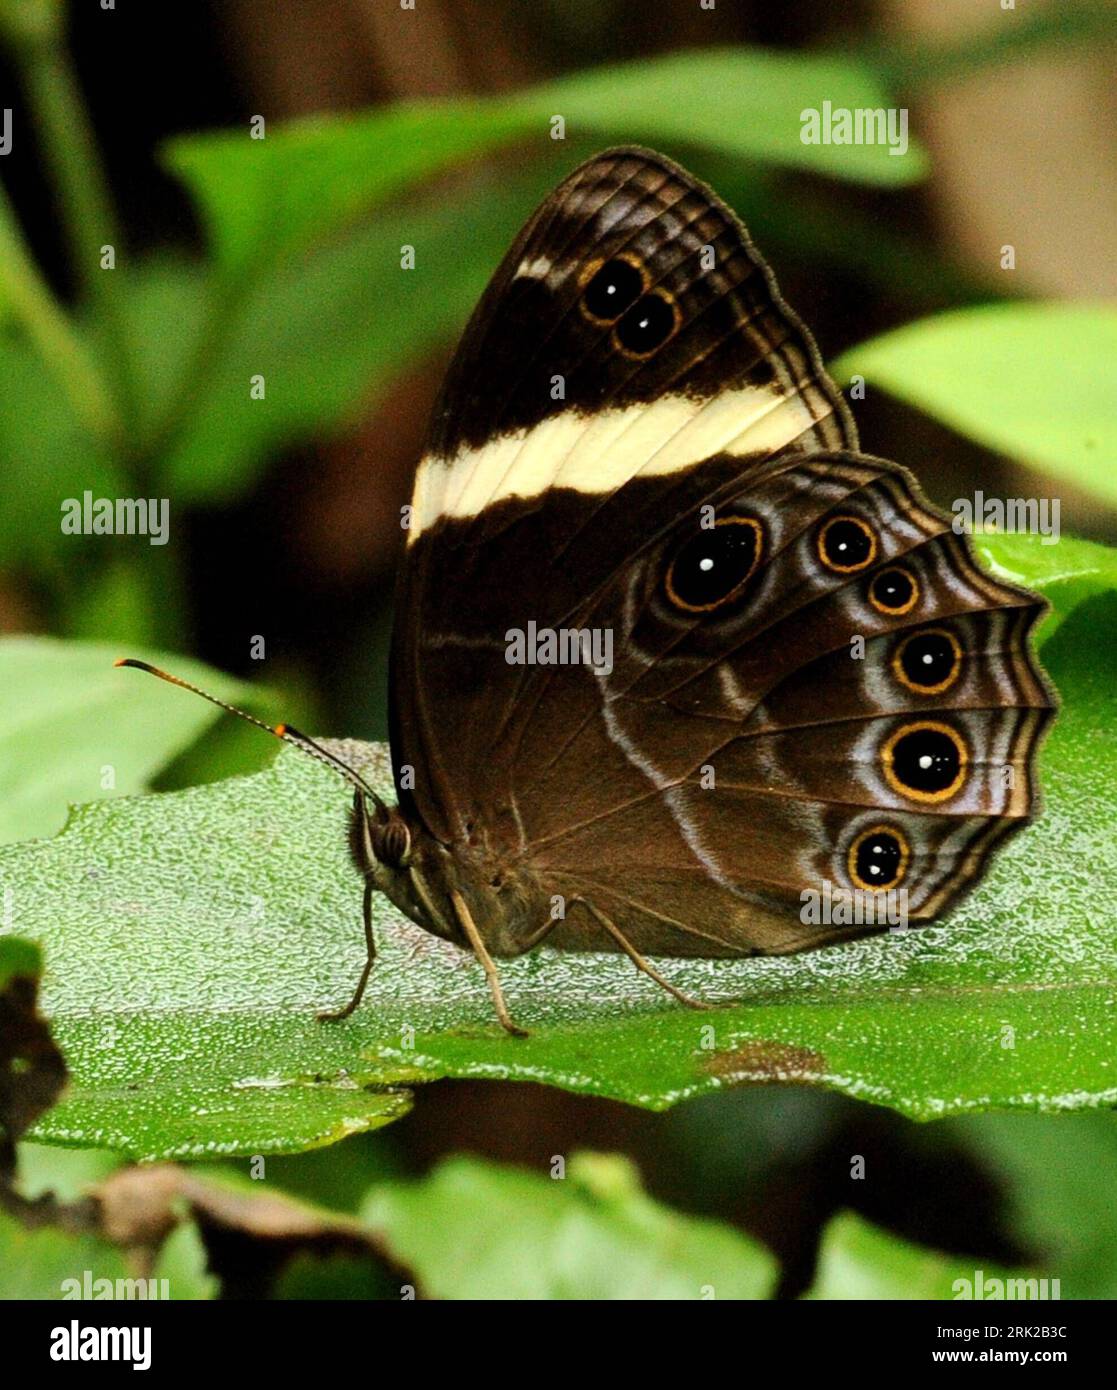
[665,516,763,613]
[581,257,644,323]
[892,627,962,695]
[817,515,877,573]
[614,290,679,357]
[882,721,968,803]
[847,825,910,892]
[868,565,919,615]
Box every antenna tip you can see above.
[275,723,288,737]
[115,657,154,674]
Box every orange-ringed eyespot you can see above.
[892,626,963,695]
[665,516,763,613]
[581,257,644,323]
[848,824,910,891]
[614,290,678,356]
[868,565,919,615]
[882,720,968,803]
[818,514,877,573]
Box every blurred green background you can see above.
[1,0,1116,1299]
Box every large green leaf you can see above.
[834,304,1117,506]
[361,1152,776,1300]
[0,534,1112,1157]
[165,48,923,275]
[0,637,263,845]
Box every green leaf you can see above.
[361,1152,776,1300]
[154,1220,219,1302]
[975,532,1117,641]
[834,304,1117,506]
[515,49,927,186]
[3,166,554,509]
[140,174,560,502]
[164,48,924,275]
[16,1141,121,1201]
[273,1250,397,1301]
[164,104,531,276]
[0,534,1113,1156]
[0,727,414,1159]
[0,637,264,845]
[0,1209,215,1300]
[41,1076,411,1166]
[805,1211,1033,1300]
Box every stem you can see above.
[0,179,119,439]
[18,28,139,434]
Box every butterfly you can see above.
[123,147,1055,1036]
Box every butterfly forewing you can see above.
[395,147,856,843]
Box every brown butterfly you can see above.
[123,147,1055,1035]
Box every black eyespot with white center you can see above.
[818,514,877,573]
[868,565,919,615]
[581,257,644,323]
[893,627,962,695]
[848,825,909,892]
[882,721,968,803]
[665,516,764,614]
[614,291,679,357]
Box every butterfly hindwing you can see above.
[493,451,1052,952]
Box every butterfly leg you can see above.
[573,897,715,1010]
[450,888,528,1038]
[318,876,377,1021]
[519,913,561,950]
[318,791,379,1022]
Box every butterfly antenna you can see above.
[272,722,389,818]
[114,658,389,817]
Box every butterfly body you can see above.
[356,800,551,959]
